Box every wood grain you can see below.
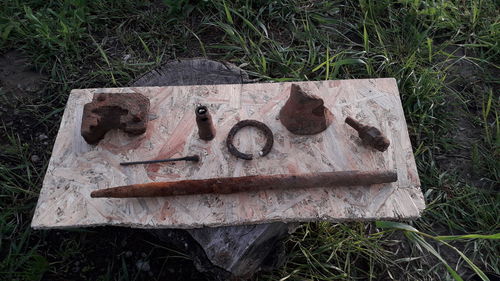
[31,78,425,229]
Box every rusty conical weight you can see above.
[279,84,333,135]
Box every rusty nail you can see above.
[345,117,390,152]
[120,155,200,166]
[90,170,398,198]
[226,119,274,160]
[196,105,216,141]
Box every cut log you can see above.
[132,58,290,280]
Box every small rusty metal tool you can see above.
[91,170,397,198]
[345,117,390,152]
[120,155,200,166]
[226,120,274,160]
[196,105,216,141]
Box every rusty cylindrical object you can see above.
[90,170,397,198]
[196,105,216,141]
[345,117,390,152]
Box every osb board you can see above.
[31,78,425,229]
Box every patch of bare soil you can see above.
[39,228,209,281]
[434,47,497,189]
[0,50,52,166]
[0,51,210,280]
[0,50,46,97]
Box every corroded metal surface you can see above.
[90,170,397,198]
[279,83,333,135]
[81,92,150,144]
[195,105,216,141]
[226,120,274,160]
[345,117,390,152]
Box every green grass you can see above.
[1,0,499,280]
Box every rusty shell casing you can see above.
[90,170,397,198]
[345,117,390,152]
[195,105,216,141]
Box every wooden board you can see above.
[31,78,425,229]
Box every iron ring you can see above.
[226,120,274,160]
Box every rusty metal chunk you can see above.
[196,105,216,141]
[90,170,398,198]
[279,83,333,135]
[81,92,150,144]
[345,117,390,152]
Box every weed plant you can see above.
[1,0,498,280]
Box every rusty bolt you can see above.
[345,117,390,152]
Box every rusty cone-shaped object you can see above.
[345,117,390,152]
[90,170,397,198]
[279,84,333,135]
[196,105,216,141]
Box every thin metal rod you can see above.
[120,155,200,166]
[91,170,397,198]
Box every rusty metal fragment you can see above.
[279,83,333,135]
[345,117,390,152]
[81,92,150,144]
[196,105,216,141]
[226,120,274,160]
[90,170,397,198]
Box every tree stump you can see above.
[131,59,290,280]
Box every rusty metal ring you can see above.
[226,120,274,160]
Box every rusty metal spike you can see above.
[90,170,397,198]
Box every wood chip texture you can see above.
[31,78,425,229]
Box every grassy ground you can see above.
[1,0,498,280]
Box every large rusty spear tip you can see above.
[90,170,397,198]
[345,116,390,152]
